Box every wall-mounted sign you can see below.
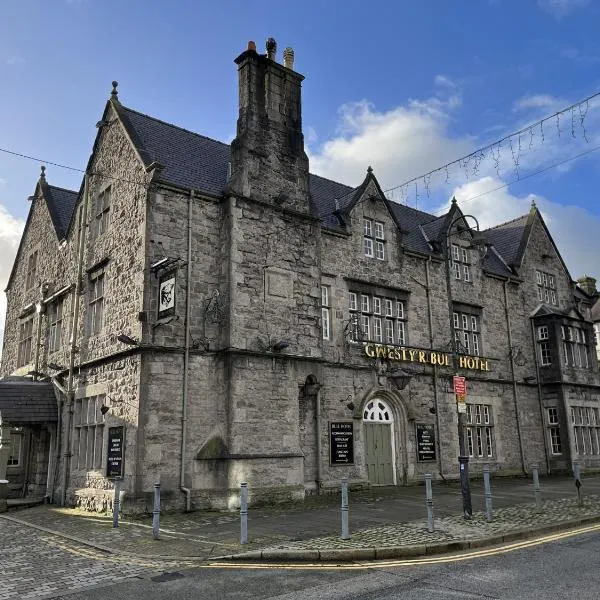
[364,344,490,372]
[106,426,124,478]
[158,272,176,319]
[416,423,436,462]
[453,376,466,396]
[330,422,354,465]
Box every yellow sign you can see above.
[364,343,490,372]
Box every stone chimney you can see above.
[228,38,310,213]
[577,275,598,297]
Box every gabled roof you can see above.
[0,378,58,424]
[483,214,530,267]
[44,185,79,240]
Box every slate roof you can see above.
[483,214,530,267]
[35,100,538,283]
[45,185,79,240]
[0,379,58,424]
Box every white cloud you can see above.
[0,205,25,362]
[449,176,600,278]
[308,90,472,188]
[513,94,564,112]
[537,0,590,18]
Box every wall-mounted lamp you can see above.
[272,340,291,352]
[341,394,355,412]
[100,395,137,416]
[117,334,139,346]
[388,368,413,391]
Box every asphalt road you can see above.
[51,527,600,600]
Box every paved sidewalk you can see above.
[2,474,600,564]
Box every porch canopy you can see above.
[0,378,58,425]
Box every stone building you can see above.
[2,38,600,511]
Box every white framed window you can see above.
[348,290,407,345]
[94,186,111,237]
[363,218,385,260]
[6,432,23,467]
[89,267,105,336]
[451,244,471,282]
[570,405,600,456]
[453,310,481,355]
[25,250,38,290]
[73,395,105,470]
[321,285,331,341]
[17,317,34,367]
[47,297,64,353]
[536,270,557,306]
[466,403,494,458]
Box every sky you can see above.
[2,0,600,348]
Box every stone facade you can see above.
[2,39,600,512]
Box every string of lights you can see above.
[384,90,600,208]
[1,89,600,213]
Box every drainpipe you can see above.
[530,319,551,474]
[179,189,193,512]
[425,257,445,480]
[315,384,323,494]
[61,173,88,506]
[49,376,67,502]
[33,301,44,379]
[504,278,526,475]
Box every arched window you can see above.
[363,398,393,422]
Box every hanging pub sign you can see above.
[330,422,354,465]
[416,423,436,462]
[106,426,124,478]
[158,271,176,319]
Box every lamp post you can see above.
[444,208,486,520]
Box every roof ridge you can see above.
[47,184,79,195]
[390,200,438,221]
[120,104,232,150]
[485,212,529,231]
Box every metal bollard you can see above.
[425,474,434,533]
[152,482,161,540]
[240,482,248,545]
[532,464,542,513]
[483,465,493,522]
[341,477,350,540]
[112,476,122,528]
[573,461,583,507]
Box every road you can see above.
[48,526,600,600]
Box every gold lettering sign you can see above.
[364,344,490,372]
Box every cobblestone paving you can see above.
[259,496,600,550]
[0,520,199,600]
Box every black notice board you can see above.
[330,422,354,465]
[416,423,436,462]
[106,426,124,478]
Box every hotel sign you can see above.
[364,343,491,372]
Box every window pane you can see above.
[373,297,381,314]
[361,295,369,313]
[375,221,384,240]
[349,292,357,311]
[363,218,372,236]
[397,301,404,319]
[385,299,393,316]
[363,238,373,257]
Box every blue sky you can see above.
[2,0,600,321]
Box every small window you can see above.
[95,186,111,237]
[374,221,384,240]
[321,285,331,341]
[26,250,39,290]
[89,267,105,336]
[536,270,557,306]
[348,292,357,312]
[373,297,382,315]
[385,299,393,317]
[47,297,65,353]
[17,317,34,367]
[361,294,370,313]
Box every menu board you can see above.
[106,426,124,478]
[330,422,354,465]
[416,423,436,462]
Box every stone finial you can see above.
[283,47,294,69]
[40,165,46,180]
[111,80,119,101]
[247,40,257,52]
[531,198,537,210]
[367,166,373,174]
[266,37,277,60]
[451,196,457,205]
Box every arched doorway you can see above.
[363,397,396,485]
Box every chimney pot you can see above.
[247,40,256,52]
[283,47,295,69]
[266,37,277,61]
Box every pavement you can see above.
[2,474,600,599]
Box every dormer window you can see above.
[451,244,471,282]
[363,218,385,260]
[536,270,557,305]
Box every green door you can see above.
[364,423,394,485]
